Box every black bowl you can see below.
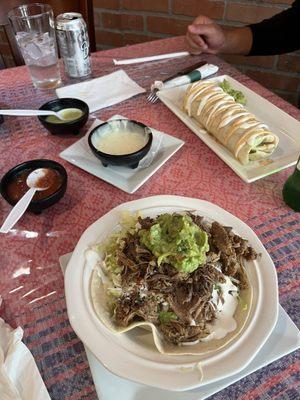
[0,159,67,214]
[38,98,89,135]
[88,119,153,169]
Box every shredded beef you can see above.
[159,321,208,344]
[210,221,257,281]
[243,246,258,260]
[114,293,159,326]
[138,216,154,230]
[189,213,211,233]
[211,222,233,256]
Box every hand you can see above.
[185,15,226,55]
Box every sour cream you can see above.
[94,130,148,155]
[201,276,239,342]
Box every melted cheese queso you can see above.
[94,130,148,155]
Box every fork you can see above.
[147,61,207,104]
[147,88,162,103]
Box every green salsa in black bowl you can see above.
[38,98,89,135]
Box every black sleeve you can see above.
[248,0,300,56]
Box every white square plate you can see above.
[157,75,300,183]
[59,117,184,194]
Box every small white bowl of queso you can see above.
[88,119,153,169]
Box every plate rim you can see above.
[64,195,278,391]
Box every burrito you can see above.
[183,80,279,165]
[88,212,257,356]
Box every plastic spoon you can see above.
[0,109,69,120]
[0,168,51,234]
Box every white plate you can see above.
[59,117,184,194]
[157,75,300,183]
[64,195,278,391]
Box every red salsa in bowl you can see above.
[0,159,67,214]
[6,168,63,202]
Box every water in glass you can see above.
[8,4,61,89]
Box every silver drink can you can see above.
[56,12,91,78]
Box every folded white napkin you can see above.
[0,299,51,400]
[113,51,189,65]
[56,69,145,113]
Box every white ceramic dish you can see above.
[157,75,300,183]
[59,117,184,194]
[64,195,278,391]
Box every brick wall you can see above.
[94,0,300,107]
[0,1,298,106]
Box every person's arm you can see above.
[185,0,300,56]
[185,16,252,55]
[222,27,252,55]
[249,0,300,55]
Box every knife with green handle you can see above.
[151,63,219,91]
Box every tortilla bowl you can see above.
[89,247,253,356]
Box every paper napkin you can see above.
[56,70,145,112]
[0,298,51,400]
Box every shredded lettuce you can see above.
[213,283,222,294]
[107,287,122,298]
[106,286,123,311]
[238,295,248,311]
[94,211,139,283]
[158,311,178,324]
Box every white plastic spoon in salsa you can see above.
[0,168,52,234]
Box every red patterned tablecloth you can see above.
[0,36,299,400]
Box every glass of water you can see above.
[8,3,61,89]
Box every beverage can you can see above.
[56,12,91,78]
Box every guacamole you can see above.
[219,79,246,105]
[139,214,209,273]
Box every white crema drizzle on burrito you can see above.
[183,81,279,165]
